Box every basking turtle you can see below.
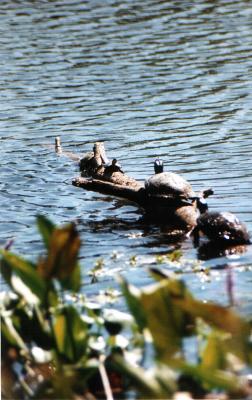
[195,211,250,245]
[79,142,109,173]
[145,159,196,200]
[104,159,124,175]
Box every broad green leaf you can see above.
[53,310,73,360]
[37,223,81,291]
[150,275,250,342]
[171,292,251,364]
[140,280,186,360]
[121,277,195,361]
[202,330,252,368]
[52,306,88,362]
[59,262,81,292]
[223,335,252,366]
[0,250,46,302]
[173,296,250,338]
[119,276,147,331]
[0,258,12,287]
[201,332,227,370]
[1,314,28,352]
[66,306,88,360]
[37,214,55,249]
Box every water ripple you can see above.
[0,0,251,311]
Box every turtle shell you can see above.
[197,211,250,244]
[79,151,94,171]
[145,172,195,198]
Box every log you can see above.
[72,176,199,229]
[72,176,192,208]
[68,139,213,230]
[72,176,144,203]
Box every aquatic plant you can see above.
[1,216,252,399]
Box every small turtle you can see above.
[104,159,124,174]
[145,159,196,200]
[195,211,250,245]
[79,142,109,172]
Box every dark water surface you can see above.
[1,0,252,314]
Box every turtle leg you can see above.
[192,226,200,247]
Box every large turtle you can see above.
[195,211,250,245]
[145,159,196,200]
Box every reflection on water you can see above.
[197,241,250,261]
[0,0,252,313]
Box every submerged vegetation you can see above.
[1,216,252,399]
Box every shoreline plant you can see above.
[1,216,252,399]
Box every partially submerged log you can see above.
[70,140,213,230]
[72,176,192,208]
[72,176,144,203]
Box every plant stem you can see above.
[98,355,114,400]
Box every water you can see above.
[0,0,252,315]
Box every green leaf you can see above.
[118,276,147,332]
[171,291,251,363]
[121,276,195,361]
[1,313,28,352]
[37,214,55,250]
[140,280,188,360]
[0,258,12,286]
[52,305,88,362]
[60,262,81,292]
[37,223,81,291]
[201,331,227,370]
[173,295,250,337]
[0,250,46,302]
[53,309,73,360]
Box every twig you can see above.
[226,265,235,306]
[55,136,62,154]
[4,237,15,250]
[98,355,114,400]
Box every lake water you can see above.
[1,0,252,315]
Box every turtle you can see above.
[145,159,196,200]
[79,142,109,173]
[194,211,250,245]
[104,158,124,175]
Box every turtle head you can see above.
[189,195,209,214]
[154,159,164,174]
[192,188,213,214]
[196,197,208,214]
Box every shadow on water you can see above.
[84,211,250,260]
[86,214,188,243]
[197,241,250,261]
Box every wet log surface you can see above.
[72,176,144,203]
